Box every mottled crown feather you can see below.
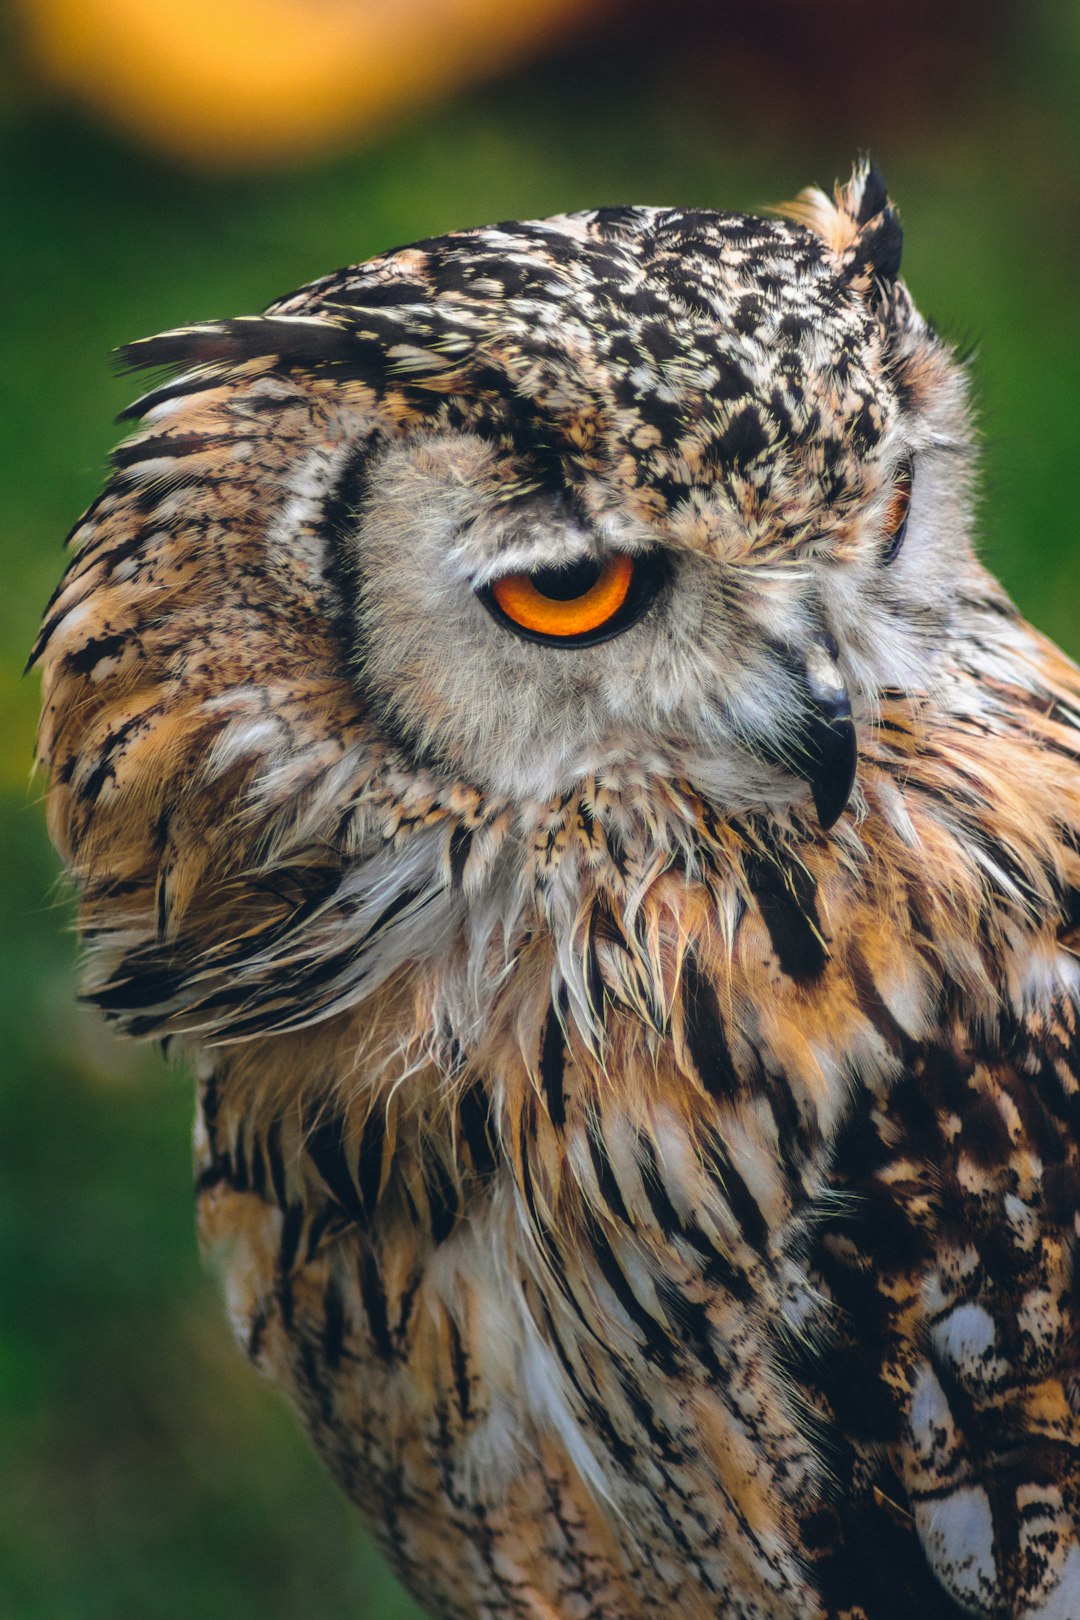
[781,157,903,290]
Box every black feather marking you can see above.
[118,317,359,376]
[265,1120,288,1209]
[636,1131,684,1237]
[681,951,739,1098]
[274,1206,303,1334]
[540,995,568,1130]
[604,824,630,879]
[744,847,828,982]
[110,432,230,468]
[714,405,770,468]
[585,1107,632,1226]
[77,712,146,810]
[447,1315,472,1423]
[116,368,234,422]
[519,1114,595,1337]
[860,212,903,283]
[458,1082,499,1180]
[395,1272,422,1345]
[358,1249,394,1362]
[321,1277,346,1370]
[318,436,375,664]
[536,1293,639,1474]
[636,1129,752,1299]
[654,1276,725,1381]
[305,1115,367,1227]
[247,1130,267,1198]
[422,1150,459,1245]
[361,882,428,944]
[701,1126,769,1254]
[195,1157,231,1195]
[448,825,473,888]
[584,908,606,1022]
[278,1202,304,1275]
[229,1125,250,1193]
[577,797,597,842]
[856,163,890,225]
[356,1105,386,1218]
[62,631,130,677]
[584,1215,677,1371]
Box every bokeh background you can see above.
[2,2,1079,1615]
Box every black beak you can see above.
[796,638,857,830]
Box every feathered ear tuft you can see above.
[781,157,903,288]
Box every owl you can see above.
[32,161,1080,1620]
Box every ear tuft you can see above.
[780,156,903,288]
[853,161,889,226]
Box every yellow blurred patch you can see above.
[19,0,602,168]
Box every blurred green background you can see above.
[2,3,1079,1616]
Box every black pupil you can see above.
[529,557,605,601]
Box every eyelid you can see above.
[471,532,657,592]
[881,456,914,563]
[470,547,596,592]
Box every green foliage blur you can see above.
[2,5,1079,1615]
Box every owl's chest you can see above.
[196,1073,828,1620]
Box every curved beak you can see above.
[796,638,857,830]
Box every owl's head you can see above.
[35,161,1006,1052]
[320,162,971,827]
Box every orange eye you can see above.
[882,458,913,563]
[487,553,639,644]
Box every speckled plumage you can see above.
[32,163,1080,1618]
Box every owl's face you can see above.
[34,163,992,1046]
[352,387,963,822]
[307,179,972,824]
